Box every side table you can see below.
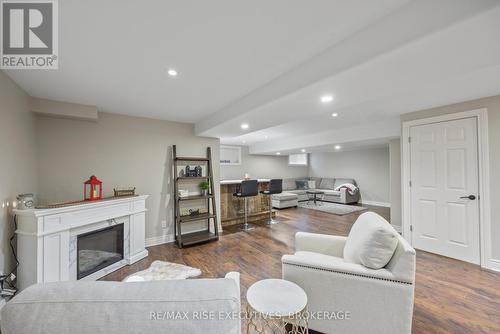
[246,279,308,334]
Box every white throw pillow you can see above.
[343,212,398,269]
[334,183,357,192]
[307,180,316,189]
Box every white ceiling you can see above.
[5,0,500,155]
[249,117,402,155]
[4,0,409,122]
[226,2,500,153]
[294,138,394,155]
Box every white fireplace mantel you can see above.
[13,195,149,291]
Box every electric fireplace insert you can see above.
[77,224,124,279]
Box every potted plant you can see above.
[199,181,210,196]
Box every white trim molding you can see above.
[402,108,496,272]
[145,234,175,247]
[487,259,500,273]
[360,200,391,208]
[146,228,209,247]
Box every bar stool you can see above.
[233,180,259,231]
[260,179,282,225]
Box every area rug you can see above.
[298,201,367,216]
[122,260,202,282]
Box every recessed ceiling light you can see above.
[321,95,334,104]
[241,123,249,130]
[276,152,281,155]
[301,149,306,153]
[167,69,178,77]
[334,145,341,150]
[331,112,338,117]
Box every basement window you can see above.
[289,153,308,166]
[220,145,242,165]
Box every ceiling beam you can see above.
[195,0,499,137]
[30,98,98,121]
[248,118,401,155]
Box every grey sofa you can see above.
[272,192,299,209]
[1,273,241,334]
[275,177,360,205]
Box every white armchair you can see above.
[282,212,416,334]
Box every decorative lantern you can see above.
[84,175,103,201]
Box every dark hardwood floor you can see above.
[102,205,500,334]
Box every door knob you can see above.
[460,195,476,200]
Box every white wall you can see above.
[309,147,391,206]
[389,139,402,227]
[220,145,308,180]
[0,71,38,273]
[35,112,220,245]
[401,94,500,262]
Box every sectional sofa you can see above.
[272,177,360,208]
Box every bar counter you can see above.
[220,179,276,227]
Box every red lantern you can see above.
[84,175,103,201]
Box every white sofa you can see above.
[1,272,241,334]
[282,213,416,334]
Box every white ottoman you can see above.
[272,192,299,209]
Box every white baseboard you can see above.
[360,200,390,208]
[145,234,175,247]
[145,228,213,248]
[486,258,500,273]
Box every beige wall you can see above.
[0,71,38,273]
[401,94,500,260]
[389,139,402,227]
[31,97,98,121]
[36,112,220,244]
[220,146,308,180]
[308,147,391,205]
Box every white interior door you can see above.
[410,117,480,264]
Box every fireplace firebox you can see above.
[77,224,124,279]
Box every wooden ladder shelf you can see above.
[173,145,219,248]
